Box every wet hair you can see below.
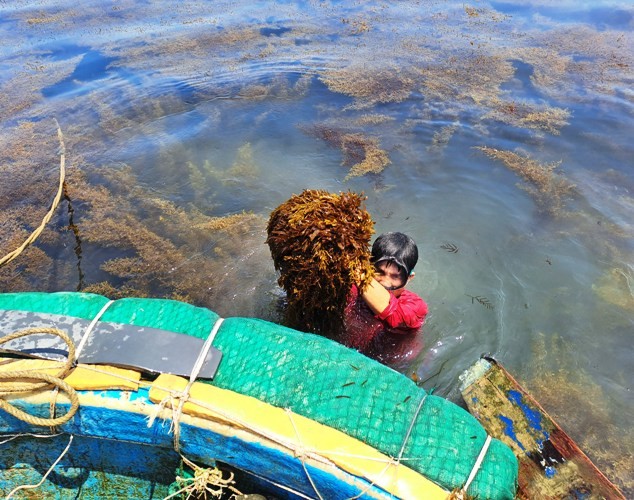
[371,232,418,280]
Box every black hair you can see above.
[371,232,418,279]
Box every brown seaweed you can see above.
[303,124,391,179]
[466,294,494,310]
[266,190,375,336]
[476,146,576,216]
[320,64,415,109]
[441,243,459,253]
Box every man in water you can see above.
[342,232,428,368]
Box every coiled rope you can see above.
[0,118,66,267]
[0,327,79,426]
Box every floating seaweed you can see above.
[593,266,634,312]
[266,189,375,336]
[483,99,571,135]
[428,122,460,154]
[320,64,415,109]
[418,54,515,107]
[303,124,391,179]
[526,27,633,101]
[441,243,459,253]
[466,294,494,310]
[475,146,577,216]
[353,114,395,126]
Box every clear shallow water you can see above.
[1,0,632,493]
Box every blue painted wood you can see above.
[0,433,179,498]
[0,391,399,499]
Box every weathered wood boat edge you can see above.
[460,356,626,500]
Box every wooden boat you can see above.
[0,292,519,499]
[460,356,625,500]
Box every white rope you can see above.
[18,362,448,499]
[283,406,403,500]
[76,362,422,470]
[224,467,315,500]
[345,395,430,500]
[43,362,430,471]
[339,392,429,500]
[461,434,492,495]
[151,317,224,452]
[74,300,114,361]
[346,460,396,500]
[285,408,325,500]
[0,432,63,445]
[5,434,74,499]
[34,361,444,498]
[188,317,223,384]
[397,393,428,463]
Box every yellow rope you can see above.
[0,327,79,427]
[0,118,66,267]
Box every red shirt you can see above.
[341,285,428,356]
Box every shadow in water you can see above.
[63,182,85,291]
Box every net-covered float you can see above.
[0,292,518,499]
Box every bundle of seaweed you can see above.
[266,190,375,336]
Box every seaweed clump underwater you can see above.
[266,190,375,337]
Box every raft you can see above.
[0,292,518,499]
[460,357,625,500]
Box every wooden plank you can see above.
[459,357,625,500]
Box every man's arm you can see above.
[376,292,427,330]
[359,278,391,315]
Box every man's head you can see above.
[371,232,418,294]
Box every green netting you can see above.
[0,292,518,499]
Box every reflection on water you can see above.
[0,0,632,493]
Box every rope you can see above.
[0,119,66,268]
[23,362,447,498]
[217,467,315,500]
[163,455,243,500]
[397,393,428,464]
[284,406,404,500]
[0,327,79,426]
[45,362,436,470]
[461,434,492,496]
[74,300,114,361]
[87,360,424,470]
[285,407,325,500]
[348,393,429,500]
[0,431,63,445]
[149,317,224,453]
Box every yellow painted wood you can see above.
[0,358,140,390]
[150,373,449,500]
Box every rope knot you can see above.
[167,455,243,499]
[172,390,190,405]
[293,445,308,460]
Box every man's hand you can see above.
[360,278,391,315]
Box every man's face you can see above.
[374,261,409,295]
